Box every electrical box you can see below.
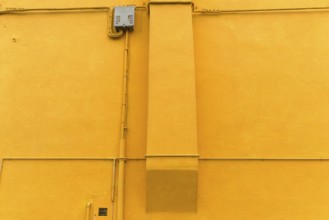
[114,6,135,31]
[92,197,111,220]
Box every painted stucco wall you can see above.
[2,0,329,219]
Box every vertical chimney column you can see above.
[146,1,198,212]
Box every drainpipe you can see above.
[111,158,117,220]
[86,202,92,220]
[117,30,130,220]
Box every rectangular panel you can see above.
[198,161,329,220]
[0,160,112,220]
[194,12,329,158]
[0,13,122,157]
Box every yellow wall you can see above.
[194,10,329,158]
[2,0,329,219]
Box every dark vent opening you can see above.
[98,208,108,216]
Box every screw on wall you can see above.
[12,37,17,42]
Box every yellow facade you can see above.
[2,0,329,219]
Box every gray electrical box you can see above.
[114,6,135,31]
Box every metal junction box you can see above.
[114,6,135,31]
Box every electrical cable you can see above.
[194,6,329,15]
[0,6,146,15]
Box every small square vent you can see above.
[98,208,108,216]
